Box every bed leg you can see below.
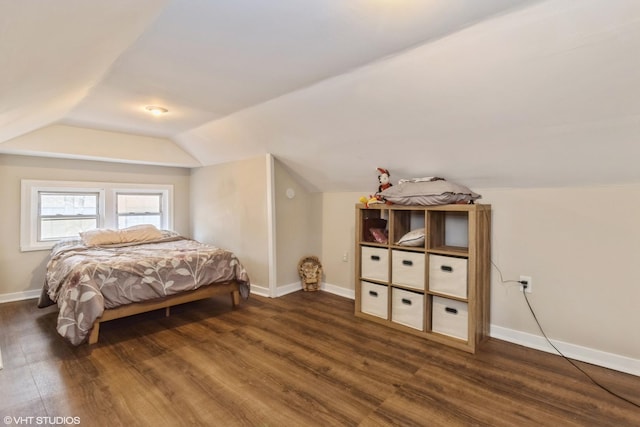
[165,306,171,317]
[231,290,240,307]
[88,322,100,345]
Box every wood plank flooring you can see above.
[1,291,639,426]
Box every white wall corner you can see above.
[490,325,640,377]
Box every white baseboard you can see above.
[250,282,356,300]
[321,282,355,300]
[0,289,41,304]
[249,284,270,297]
[276,282,303,297]
[491,325,640,377]
[249,282,302,298]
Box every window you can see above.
[21,180,173,251]
[116,192,163,229]
[39,191,100,240]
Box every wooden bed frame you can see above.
[87,281,241,344]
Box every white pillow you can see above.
[80,224,163,246]
[380,180,480,206]
[397,228,425,247]
[119,224,163,243]
[79,228,121,246]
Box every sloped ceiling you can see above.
[2,0,639,191]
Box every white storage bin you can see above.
[361,247,389,282]
[431,296,468,340]
[429,254,468,298]
[391,288,424,330]
[360,281,388,319]
[391,250,425,291]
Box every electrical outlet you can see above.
[342,252,348,262]
[520,275,533,293]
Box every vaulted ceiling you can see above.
[2,0,639,191]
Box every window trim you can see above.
[115,191,166,226]
[114,189,166,230]
[21,180,173,252]
[38,190,102,242]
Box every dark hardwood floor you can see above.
[1,291,638,426]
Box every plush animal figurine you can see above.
[359,167,393,207]
[376,168,392,193]
[358,195,377,207]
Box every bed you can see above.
[38,227,251,345]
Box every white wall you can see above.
[321,192,360,299]
[190,156,270,290]
[274,159,322,291]
[319,185,640,374]
[482,185,640,361]
[0,154,191,300]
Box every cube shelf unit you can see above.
[354,202,491,353]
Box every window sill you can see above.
[20,242,55,252]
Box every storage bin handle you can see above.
[371,255,380,261]
[402,260,413,266]
[401,298,412,305]
[445,307,458,314]
[441,265,453,272]
[369,291,378,297]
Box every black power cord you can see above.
[492,260,639,408]
[520,287,640,409]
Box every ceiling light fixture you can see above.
[145,105,168,116]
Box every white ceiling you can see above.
[2,0,640,192]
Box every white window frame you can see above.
[115,191,164,229]
[38,190,102,242]
[112,186,171,230]
[21,180,173,252]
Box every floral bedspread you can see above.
[40,236,250,345]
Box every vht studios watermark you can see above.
[3,416,81,425]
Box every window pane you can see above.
[40,193,98,216]
[38,192,99,241]
[117,194,161,214]
[118,215,161,229]
[41,218,97,240]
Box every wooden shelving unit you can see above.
[354,203,491,353]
